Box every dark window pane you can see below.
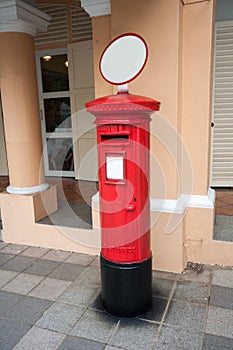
[47,138,74,171]
[40,54,69,92]
[44,98,71,132]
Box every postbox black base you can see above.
[100,255,152,317]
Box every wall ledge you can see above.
[92,188,215,214]
[0,0,50,36]
[80,0,111,17]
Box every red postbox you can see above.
[86,34,160,317]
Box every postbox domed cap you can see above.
[86,92,160,113]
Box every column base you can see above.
[7,183,49,195]
[100,255,152,317]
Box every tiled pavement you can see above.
[0,243,232,349]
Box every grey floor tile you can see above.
[76,266,101,285]
[0,242,10,250]
[42,249,72,262]
[70,309,118,343]
[58,335,105,350]
[210,285,233,310]
[164,300,207,332]
[0,253,14,266]
[152,278,175,298]
[58,282,100,306]
[24,258,61,276]
[173,281,210,304]
[0,243,28,255]
[178,267,212,284]
[5,295,52,325]
[29,277,71,300]
[1,256,36,272]
[105,346,127,350]
[20,246,49,258]
[36,301,85,333]
[49,262,85,282]
[2,273,44,295]
[203,333,233,349]
[152,270,178,281]
[109,318,159,350]
[154,326,203,350]
[139,296,168,322]
[212,269,233,288]
[0,290,24,316]
[65,252,96,266]
[89,292,104,311]
[13,326,65,350]
[0,318,31,350]
[0,269,18,288]
[206,306,233,339]
[90,256,100,267]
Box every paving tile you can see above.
[0,242,9,250]
[59,282,100,306]
[109,318,159,350]
[29,277,71,300]
[210,285,233,310]
[0,253,14,266]
[13,326,65,350]
[105,346,127,350]
[90,256,100,267]
[49,262,86,281]
[0,290,24,316]
[36,301,85,333]
[20,246,49,258]
[206,306,233,339]
[2,273,44,295]
[70,309,118,343]
[164,300,207,332]
[0,243,28,255]
[58,335,105,350]
[212,269,233,288]
[0,318,31,350]
[139,296,168,322]
[65,252,96,266]
[152,270,178,281]
[173,281,210,304]
[89,292,104,311]
[42,249,71,262]
[154,326,203,350]
[24,258,61,276]
[178,268,212,284]
[76,266,101,285]
[203,333,233,349]
[0,269,18,288]
[0,256,36,272]
[152,278,175,298]
[5,295,52,325]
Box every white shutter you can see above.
[211,21,233,187]
[68,41,97,181]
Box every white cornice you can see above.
[0,0,51,36]
[80,0,111,17]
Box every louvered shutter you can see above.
[211,21,233,187]
[71,6,92,42]
[35,4,68,45]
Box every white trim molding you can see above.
[7,183,49,195]
[92,188,216,214]
[80,0,111,17]
[0,0,51,36]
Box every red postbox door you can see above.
[98,123,151,264]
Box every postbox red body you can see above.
[86,92,160,317]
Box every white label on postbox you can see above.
[106,155,124,180]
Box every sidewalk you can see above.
[0,242,232,350]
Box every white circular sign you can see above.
[100,33,148,86]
